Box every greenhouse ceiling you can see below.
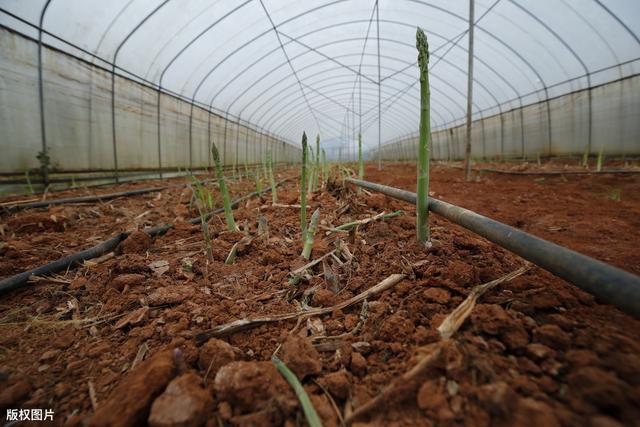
[1,0,638,150]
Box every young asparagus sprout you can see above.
[189,176,214,261]
[267,150,278,203]
[25,170,34,194]
[253,173,262,194]
[302,208,320,260]
[300,132,308,233]
[261,154,268,180]
[321,148,328,187]
[416,27,431,246]
[211,142,237,231]
[597,147,604,172]
[582,147,589,168]
[191,176,214,210]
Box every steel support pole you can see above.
[376,1,382,170]
[110,66,120,183]
[37,0,52,187]
[259,128,265,165]
[519,103,525,159]
[499,110,504,160]
[359,73,362,161]
[156,89,164,178]
[110,1,169,184]
[188,104,194,172]
[244,125,249,166]
[587,74,593,155]
[223,112,229,165]
[206,111,212,173]
[463,0,475,180]
[545,95,552,157]
[480,113,486,160]
[352,90,356,162]
[235,121,240,171]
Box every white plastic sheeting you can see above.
[0,27,297,173]
[375,73,640,161]
[0,0,639,170]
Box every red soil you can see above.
[0,162,638,427]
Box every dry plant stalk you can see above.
[225,235,253,265]
[345,265,528,424]
[131,342,149,370]
[438,265,529,339]
[312,300,368,346]
[314,378,346,427]
[332,210,404,232]
[195,273,406,343]
[289,249,338,285]
[88,381,98,411]
[322,258,340,293]
[257,216,269,243]
[345,342,445,424]
[265,203,304,209]
[225,242,239,265]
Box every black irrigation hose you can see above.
[0,233,128,295]
[2,168,286,213]
[444,164,640,176]
[2,187,168,213]
[346,178,640,318]
[476,168,640,176]
[0,181,287,296]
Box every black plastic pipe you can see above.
[2,187,167,213]
[2,166,291,212]
[476,168,640,176]
[0,181,287,296]
[346,178,640,318]
[0,233,128,295]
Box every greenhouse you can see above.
[0,0,639,425]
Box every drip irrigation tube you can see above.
[475,168,640,176]
[2,167,288,213]
[0,181,287,296]
[444,164,640,176]
[0,233,128,295]
[346,178,640,318]
[2,187,168,213]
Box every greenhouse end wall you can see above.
[374,74,640,162]
[0,27,299,175]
